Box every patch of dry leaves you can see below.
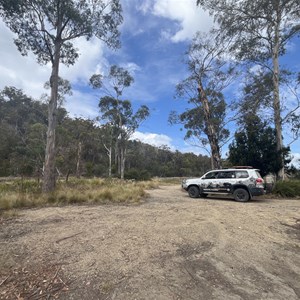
[0,264,70,300]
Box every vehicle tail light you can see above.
[256,178,264,184]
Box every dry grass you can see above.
[0,177,161,214]
[153,177,183,185]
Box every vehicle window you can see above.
[255,171,262,178]
[218,171,235,179]
[235,171,249,178]
[204,172,218,179]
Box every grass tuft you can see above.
[273,180,300,198]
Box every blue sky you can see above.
[0,0,299,165]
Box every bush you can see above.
[125,169,151,181]
[273,180,300,198]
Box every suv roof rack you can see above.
[231,166,254,169]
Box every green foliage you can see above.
[238,69,300,142]
[125,169,151,181]
[238,70,273,119]
[93,65,150,138]
[197,0,300,62]
[273,180,300,198]
[90,65,151,179]
[288,165,300,179]
[126,141,211,178]
[228,115,290,177]
[0,0,123,65]
[0,87,62,177]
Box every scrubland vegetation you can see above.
[0,178,162,215]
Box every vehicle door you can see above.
[200,171,220,193]
[215,171,236,193]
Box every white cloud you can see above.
[136,0,153,14]
[152,0,213,42]
[60,37,107,86]
[290,153,300,168]
[0,21,51,98]
[122,0,213,42]
[64,90,99,120]
[120,62,141,76]
[131,131,174,149]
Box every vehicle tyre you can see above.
[188,186,200,198]
[233,188,250,202]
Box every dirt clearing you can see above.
[1,185,300,299]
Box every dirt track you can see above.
[1,185,300,300]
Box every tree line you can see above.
[0,86,211,179]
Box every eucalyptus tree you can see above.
[239,68,300,146]
[197,0,300,179]
[43,77,72,107]
[90,65,150,179]
[170,30,236,169]
[0,0,123,191]
[97,123,118,177]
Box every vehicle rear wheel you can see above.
[188,186,200,198]
[233,188,250,202]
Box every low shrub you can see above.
[125,169,151,181]
[273,180,300,198]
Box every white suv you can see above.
[182,167,265,202]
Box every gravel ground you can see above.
[0,185,299,300]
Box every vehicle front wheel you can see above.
[188,186,200,198]
[233,188,250,202]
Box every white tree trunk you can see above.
[104,143,112,177]
[76,141,82,178]
[42,42,60,192]
[272,7,285,180]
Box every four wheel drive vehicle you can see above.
[182,167,265,202]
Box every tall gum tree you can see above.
[197,0,300,179]
[0,0,123,192]
[170,30,236,169]
[90,65,150,179]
